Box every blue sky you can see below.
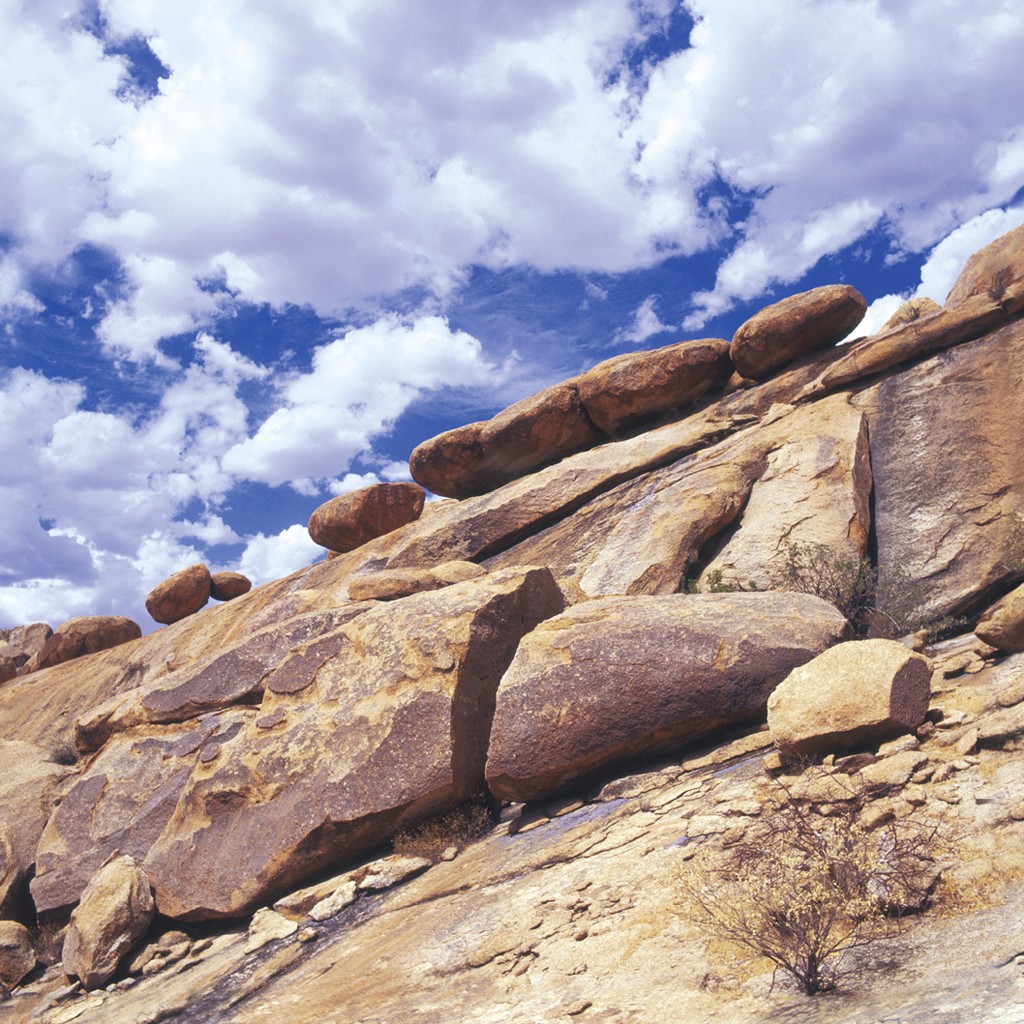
[2,0,1024,630]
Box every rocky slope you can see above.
[2,226,1024,1022]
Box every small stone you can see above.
[566,1000,593,1016]
[931,763,954,784]
[762,751,784,773]
[296,928,319,944]
[439,846,459,862]
[244,909,298,954]
[309,882,358,923]
[954,728,979,756]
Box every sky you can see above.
[2,0,1024,632]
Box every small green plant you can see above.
[679,568,746,594]
[392,796,494,860]
[676,769,941,996]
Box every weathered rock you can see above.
[409,379,603,498]
[244,909,297,953]
[767,639,931,758]
[975,584,1024,652]
[576,338,732,435]
[348,568,446,602]
[0,654,15,685]
[0,741,71,921]
[852,317,1024,620]
[883,296,942,330]
[731,285,867,381]
[485,591,849,801]
[0,921,35,988]
[77,567,565,921]
[62,854,155,990]
[945,221,1024,308]
[146,564,212,625]
[430,560,487,585]
[308,483,426,553]
[0,623,52,670]
[697,395,871,589]
[25,616,141,673]
[209,572,252,601]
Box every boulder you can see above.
[576,338,732,435]
[308,482,426,553]
[731,284,867,381]
[26,616,141,673]
[409,379,603,499]
[146,564,212,625]
[766,639,931,758]
[0,741,72,921]
[975,584,1024,652]
[945,221,1024,307]
[209,572,252,601]
[0,920,35,988]
[62,854,155,990]
[485,591,849,802]
[0,623,52,670]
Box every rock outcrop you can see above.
[486,591,849,801]
[146,564,212,625]
[767,639,931,757]
[25,616,141,673]
[307,482,426,553]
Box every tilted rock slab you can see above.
[40,568,563,921]
[146,563,212,625]
[25,616,141,673]
[767,638,931,758]
[730,284,867,381]
[975,583,1024,653]
[485,591,849,802]
[576,338,732,435]
[62,854,155,990]
[308,482,426,553]
[409,379,603,499]
[0,741,71,921]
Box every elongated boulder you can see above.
[119,567,563,920]
[146,564,212,625]
[485,591,849,802]
[410,379,602,499]
[731,284,867,381]
[577,338,732,435]
[308,482,426,553]
[0,741,71,921]
[25,616,141,673]
[767,639,931,758]
[209,571,252,601]
[975,584,1024,653]
[62,855,154,990]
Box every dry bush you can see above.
[392,796,494,860]
[676,770,941,996]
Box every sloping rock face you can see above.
[26,616,141,673]
[146,564,212,625]
[307,482,425,553]
[486,591,848,801]
[731,284,867,381]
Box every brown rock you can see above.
[62,854,155,990]
[975,584,1024,652]
[409,379,603,498]
[26,616,141,673]
[945,221,1024,307]
[485,591,849,802]
[0,654,15,685]
[209,572,252,601]
[731,285,867,381]
[0,623,52,670]
[146,564,212,625]
[308,482,426,553]
[767,639,931,758]
[883,297,942,330]
[0,741,71,921]
[0,920,35,988]
[576,338,732,435]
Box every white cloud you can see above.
[237,524,323,586]
[616,295,674,345]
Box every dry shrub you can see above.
[392,796,494,860]
[676,770,941,996]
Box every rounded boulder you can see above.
[145,564,212,625]
[27,616,142,672]
[209,571,252,602]
[308,482,425,553]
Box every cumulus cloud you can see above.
[237,524,323,586]
[615,295,674,346]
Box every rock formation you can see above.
[307,482,426,553]
[25,616,141,673]
[209,571,252,601]
[145,563,212,625]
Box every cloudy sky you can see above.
[2,0,1023,631]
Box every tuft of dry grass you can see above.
[392,796,494,860]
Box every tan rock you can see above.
[430,560,486,585]
[697,394,871,590]
[767,639,931,758]
[945,221,1024,307]
[975,584,1024,652]
[576,338,732,435]
[0,653,16,685]
[0,740,71,921]
[309,882,358,923]
[62,855,155,990]
[348,568,445,602]
[730,285,867,381]
[308,482,426,553]
[0,920,35,988]
[0,623,52,670]
[117,567,564,920]
[146,564,212,625]
[852,317,1024,620]
[409,379,603,498]
[883,297,942,330]
[485,591,849,802]
[209,572,252,601]
[26,616,141,673]
[244,909,298,953]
